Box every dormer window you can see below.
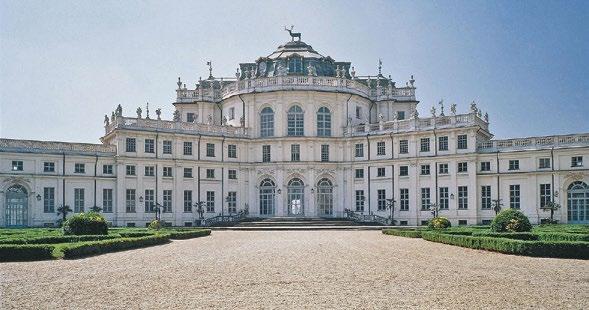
[288,57,302,74]
[356,106,362,119]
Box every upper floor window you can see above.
[539,158,551,169]
[144,139,155,153]
[356,106,362,119]
[74,163,85,174]
[287,105,304,136]
[572,156,583,167]
[457,134,468,150]
[228,169,237,180]
[260,107,274,137]
[206,169,215,179]
[184,168,193,178]
[397,111,405,120]
[262,145,271,162]
[163,140,172,155]
[183,142,193,156]
[103,164,113,175]
[206,143,215,157]
[126,165,136,176]
[420,164,430,175]
[43,162,55,173]
[438,163,449,174]
[12,161,23,171]
[144,166,155,177]
[186,113,195,123]
[377,167,386,177]
[480,161,491,172]
[163,166,173,177]
[508,160,520,171]
[420,138,430,152]
[228,144,237,158]
[288,57,302,73]
[316,107,331,136]
[438,136,449,151]
[399,140,409,154]
[355,144,364,158]
[355,168,364,179]
[321,144,329,162]
[291,144,300,162]
[125,138,136,152]
[228,107,235,120]
[399,166,409,176]
[376,141,386,156]
[457,162,468,173]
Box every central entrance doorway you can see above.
[287,178,304,216]
[5,184,28,227]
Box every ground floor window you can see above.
[102,189,113,213]
[74,188,85,213]
[259,179,275,215]
[227,191,237,214]
[377,189,386,211]
[400,188,409,211]
[568,181,589,223]
[206,191,215,213]
[287,178,304,216]
[355,190,365,212]
[317,179,333,216]
[184,190,192,213]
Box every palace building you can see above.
[1,34,588,227]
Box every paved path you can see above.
[1,231,588,309]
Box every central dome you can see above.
[266,40,324,60]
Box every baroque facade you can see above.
[1,36,588,227]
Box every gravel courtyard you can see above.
[1,230,588,309]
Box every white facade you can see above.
[1,37,588,227]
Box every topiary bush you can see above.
[490,209,532,232]
[63,212,108,235]
[428,217,451,229]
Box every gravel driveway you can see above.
[1,230,588,309]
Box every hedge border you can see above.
[58,235,171,259]
[167,229,211,239]
[0,244,56,261]
[382,229,422,238]
[0,234,119,245]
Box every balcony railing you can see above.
[176,75,416,103]
[105,116,249,138]
[0,138,115,154]
[477,134,589,152]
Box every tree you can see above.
[385,198,396,225]
[541,201,561,223]
[491,199,503,216]
[429,202,439,218]
[193,201,207,219]
[90,205,102,213]
[56,204,73,225]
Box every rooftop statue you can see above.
[284,25,301,42]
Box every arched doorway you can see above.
[287,178,304,216]
[567,181,589,223]
[317,178,334,216]
[5,184,28,227]
[259,179,276,216]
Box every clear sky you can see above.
[1,0,588,143]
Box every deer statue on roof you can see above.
[284,25,301,42]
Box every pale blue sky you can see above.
[1,0,587,143]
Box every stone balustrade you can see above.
[0,138,115,154]
[104,116,249,138]
[477,133,589,152]
[175,76,416,103]
[344,112,489,136]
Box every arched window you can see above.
[5,184,28,227]
[317,107,331,136]
[287,105,304,136]
[259,179,276,215]
[260,107,274,137]
[317,178,334,216]
[287,178,304,216]
[567,181,589,223]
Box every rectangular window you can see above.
[144,166,155,177]
[144,139,155,153]
[74,163,85,174]
[186,113,195,123]
[540,183,551,208]
[438,163,448,174]
[458,220,467,226]
[228,169,237,180]
[480,161,491,172]
[355,144,364,158]
[399,166,409,176]
[43,187,55,213]
[481,186,492,209]
[420,138,430,152]
[399,140,408,154]
[206,168,215,179]
[457,134,468,150]
[227,191,237,213]
[11,161,23,171]
[163,166,173,177]
[43,162,55,172]
[376,141,386,156]
[291,144,300,162]
[144,189,154,212]
[206,191,215,212]
[509,185,520,209]
[458,186,468,209]
[126,165,136,176]
[321,144,329,162]
[228,144,237,158]
[355,190,365,212]
[420,188,431,210]
[183,168,193,178]
[229,107,235,120]
[103,164,113,174]
[126,189,136,213]
[184,190,193,213]
[102,189,113,213]
[457,162,468,173]
[74,188,85,213]
[377,189,387,211]
[400,188,409,211]
[508,160,520,171]
[356,106,361,119]
[438,136,449,151]
[183,142,193,156]
[572,156,583,167]
[420,164,430,175]
[355,168,364,179]
[206,143,215,157]
[163,190,172,213]
[439,187,449,210]
[262,145,271,162]
[539,158,551,169]
[397,111,405,120]
[163,140,172,154]
[125,138,136,152]
[377,167,385,177]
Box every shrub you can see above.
[0,234,118,245]
[472,231,538,240]
[116,231,155,238]
[167,229,212,239]
[148,220,162,230]
[59,235,170,259]
[0,244,55,261]
[428,217,451,229]
[63,212,108,235]
[382,229,422,238]
[490,209,532,232]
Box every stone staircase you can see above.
[231,217,380,228]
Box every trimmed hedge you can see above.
[63,212,108,235]
[167,229,211,240]
[59,235,171,259]
[537,232,589,242]
[382,229,422,238]
[0,244,55,261]
[0,234,119,245]
[471,231,538,241]
[421,231,589,259]
[491,209,532,232]
[116,231,155,238]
